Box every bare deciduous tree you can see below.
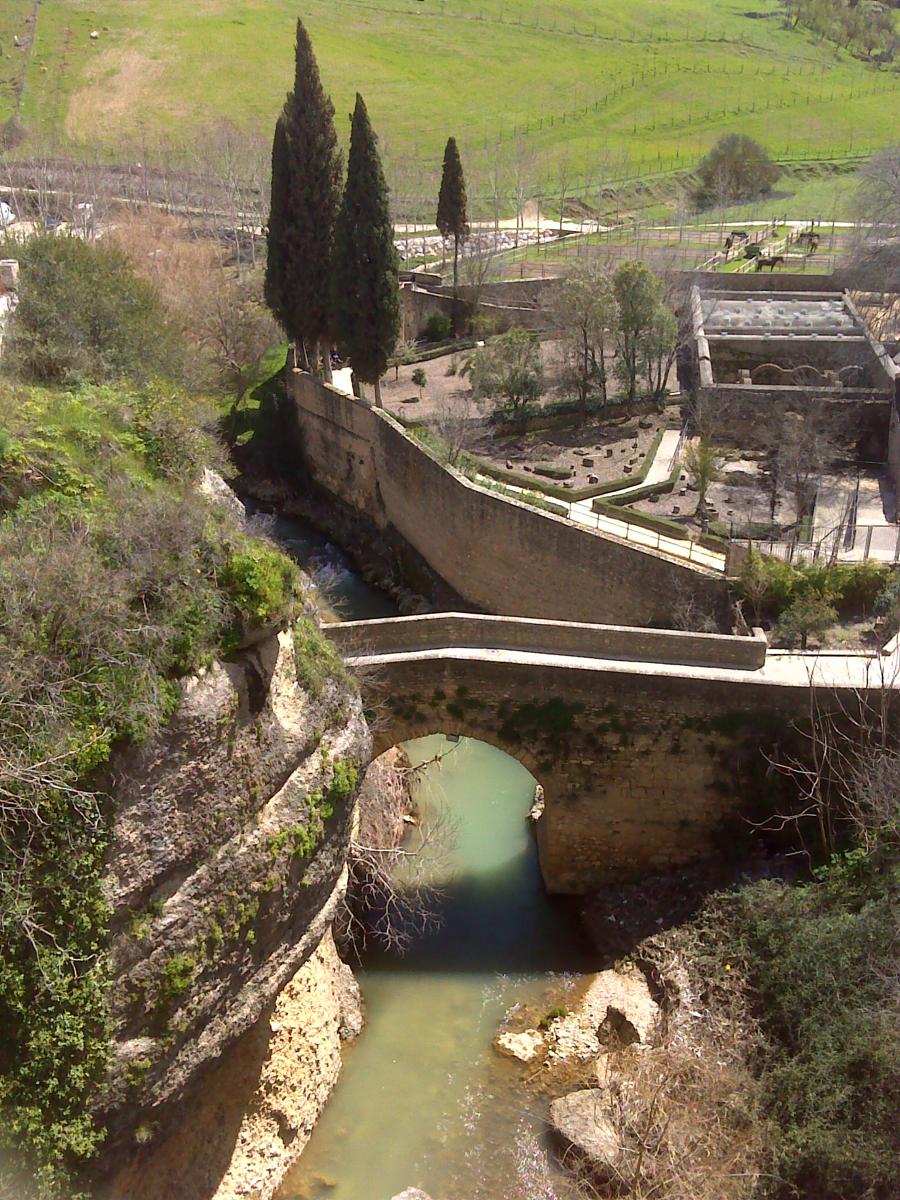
[340,747,456,955]
[772,402,839,527]
[430,393,487,467]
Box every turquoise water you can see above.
[279,735,594,1200]
[256,507,398,622]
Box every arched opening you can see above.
[281,734,594,1200]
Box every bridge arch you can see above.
[371,716,547,788]
[332,614,806,893]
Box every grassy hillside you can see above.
[1,0,897,197]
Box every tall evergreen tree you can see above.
[332,94,400,408]
[436,136,469,296]
[263,116,290,334]
[264,20,342,376]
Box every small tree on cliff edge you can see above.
[264,20,342,378]
[332,94,400,407]
[436,136,469,299]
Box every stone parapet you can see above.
[326,612,768,671]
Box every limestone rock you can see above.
[108,930,360,1200]
[494,1029,546,1062]
[391,1191,434,1200]
[547,967,658,1062]
[99,628,370,1183]
[550,1089,623,1183]
[200,467,246,522]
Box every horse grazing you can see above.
[754,255,785,272]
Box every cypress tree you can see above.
[332,94,400,408]
[436,136,469,296]
[265,20,342,375]
[263,116,291,334]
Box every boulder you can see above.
[549,1090,623,1184]
[546,967,659,1062]
[199,468,245,523]
[494,1029,546,1063]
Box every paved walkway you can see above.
[341,641,900,694]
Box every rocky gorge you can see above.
[85,481,373,1199]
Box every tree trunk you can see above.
[351,372,362,399]
[373,377,383,409]
[579,329,590,422]
[320,340,333,384]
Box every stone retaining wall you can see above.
[288,371,730,628]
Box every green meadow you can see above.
[1,0,897,197]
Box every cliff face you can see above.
[96,623,370,1192]
[105,928,361,1200]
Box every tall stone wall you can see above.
[288,371,730,627]
[695,384,891,458]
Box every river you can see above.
[271,512,595,1200]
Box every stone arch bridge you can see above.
[325,613,891,893]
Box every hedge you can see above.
[477,425,671,503]
[386,338,477,368]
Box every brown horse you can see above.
[754,255,785,272]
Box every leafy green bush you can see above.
[423,312,452,342]
[736,551,891,624]
[1,233,182,386]
[777,592,838,649]
[129,385,226,483]
[532,463,571,480]
[219,537,299,629]
[293,616,351,697]
[693,134,780,208]
[328,758,359,804]
[874,571,900,638]
[715,856,900,1200]
[158,953,198,1005]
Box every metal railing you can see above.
[737,522,900,565]
[578,504,725,569]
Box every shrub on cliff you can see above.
[710,853,900,1200]
[0,381,302,1197]
[1,234,182,387]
